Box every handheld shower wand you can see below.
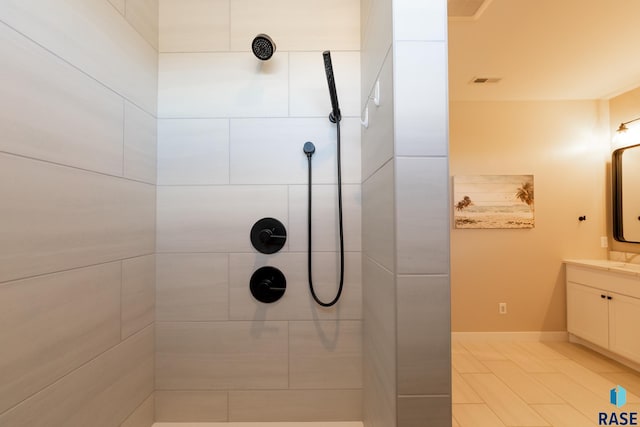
[323,51,341,123]
[303,51,345,308]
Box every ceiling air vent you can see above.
[470,77,502,84]
[448,0,492,20]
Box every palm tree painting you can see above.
[453,175,534,229]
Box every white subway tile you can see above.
[289,320,363,389]
[122,255,156,340]
[156,185,288,252]
[0,327,154,427]
[125,101,158,184]
[125,0,159,49]
[0,154,155,283]
[157,119,229,185]
[0,0,158,114]
[228,252,362,321]
[159,0,229,52]
[229,118,361,185]
[156,321,288,390]
[288,184,361,253]
[395,157,450,274]
[0,263,121,415]
[158,52,288,118]
[290,51,361,118]
[0,24,124,176]
[393,0,447,42]
[230,0,359,52]
[362,161,395,272]
[156,253,228,321]
[394,41,448,157]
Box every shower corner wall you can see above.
[361,0,451,426]
[0,0,158,426]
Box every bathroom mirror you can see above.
[613,143,640,243]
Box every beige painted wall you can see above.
[450,100,610,332]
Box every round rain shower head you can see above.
[252,34,276,61]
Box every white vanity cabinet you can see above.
[565,260,640,365]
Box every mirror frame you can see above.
[613,143,640,243]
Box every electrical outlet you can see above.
[601,236,608,248]
[499,303,507,314]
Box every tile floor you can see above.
[153,423,363,427]
[153,340,640,427]
[452,340,640,427]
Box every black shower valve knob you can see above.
[250,217,287,254]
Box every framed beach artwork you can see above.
[453,175,534,229]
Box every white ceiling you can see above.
[448,0,640,101]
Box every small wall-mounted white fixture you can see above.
[371,80,380,106]
[361,106,369,129]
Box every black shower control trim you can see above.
[250,266,286,303]
[250,217,287,254]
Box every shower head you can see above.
[252,34,276,60]
[322,51,341,123]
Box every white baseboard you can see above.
[452,331,568,342]
[569,334,640,372]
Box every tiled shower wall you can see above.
[361,0,451,425]
[155,0,363,422]
[0,1,157,426]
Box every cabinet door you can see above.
[609,292,640,364]
[567,282,609,348]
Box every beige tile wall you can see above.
[0,2,157,426]
[361,0,451,425]
[155,0,361,422]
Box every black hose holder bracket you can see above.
[250,266,286,303]
[250,217,287,254]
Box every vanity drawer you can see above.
[566,265,640,299]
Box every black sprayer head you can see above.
[252,34,276,60]
[303,141,316,158]
[322,51,341,123]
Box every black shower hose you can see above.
[306,120,344,307]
